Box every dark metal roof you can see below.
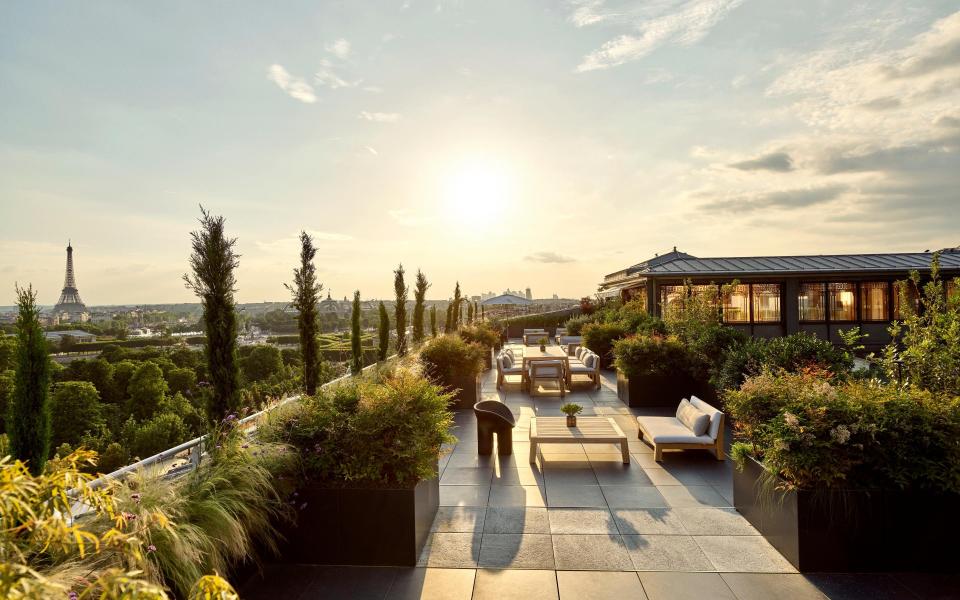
[635,252,960,277]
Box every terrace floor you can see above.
[242,343,959,600]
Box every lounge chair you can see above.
[567,350,601,389]
[528,360,565,397]
[637,396,725,461]
[474,400,516,455]
[496,353,523,390]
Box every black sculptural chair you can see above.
[474,400,516,456]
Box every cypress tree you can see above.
[452,282,462,332]
[351,291,362,375]
[183,207,241,423]
[412,269,430,344]
[467,302,475,324]
[430,305,438,337]
[445,303,453,332]
[285,231,323,395]
[481,304,485,321]
[394,264,408,356]
[378,301,390,361]
[8,285,51,474]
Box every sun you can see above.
[440,160,513,230]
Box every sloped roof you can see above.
[481,293,532,306]
[633,252,960,277]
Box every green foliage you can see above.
[882,253,960,395]
[160,392,206,436]
[0,370,13,434]
[715,332,852,393]
[351,291,363,375]
[458,324,500,349]
[412,269,430,344]
[50,381,104,450]
[184,207,242,423]
[430,305,438,337]
[560,403,582,416]
[394,264,409,356]
[8,285,51,474]
[167,366,198,396]
[240,345,284,383]
[129,412,190,459]
[377,301,390,361]
[581,322,630,365]
[127,361,168,421]
[564,315,591,335]
[451,282,462,332]
[502,310,579,331]
[0,336,16,371]
[286,231,323,395]
[613,335,696,379]
[726,370,960,493]
[418,335,486,382]
[263,367,453,487]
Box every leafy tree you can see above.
[129,412,190,459]
[127,361,167,421]
[286,231,323,395]
[240,344,284,383]
[351,291,363,375]
[452,282,462,331]
[378,301,390,361]
[110,360,138,404]
[467,302,475,324]
[159,391,205,435]
[0,369,14,434]
[8,285,51,474]
[394,264,408,356]
[412,269,430,344]
[84,358,115,399]
[169,346,201,369]
[183,207,241,423]
[50,381,104,449]
[0,336,16,371]
[167,366,197,396]
[445,303,453,332]
[430,305,438,337]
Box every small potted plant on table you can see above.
[539,334,548,352]
[560,402,582,427]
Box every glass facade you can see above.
[798,283,826,322]
[859,282,889,321]
[659,285,685,316]
[894,281,920,319]
[751,283,782,322]
[722,284,750,323]
[828,283,857,321]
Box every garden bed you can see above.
[616,371,712,407]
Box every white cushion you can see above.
[637,416,714,445]
[505,348,515,358]
[676,400,710,436]
[568,363,595,374]
[501,354,513,369]
[530,366,561,378]
[576,346,586,360]
[583,354,598,370]
[689,396,723,441]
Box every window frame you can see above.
[858,281,891,323]
[798,282,827,324]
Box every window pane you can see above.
[947,280,958,302]
[798,283,826,322]
[829,283,857,321]
[659,285,685,316]
[860,282,889,321]
[751,283,781,323]
[893,281,920,319]
[722,284,749,323]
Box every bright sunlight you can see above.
[440,159,514,231]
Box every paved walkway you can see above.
[242,344,959,600]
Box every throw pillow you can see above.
[676,399,710,436]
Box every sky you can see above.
[1,0,958,305]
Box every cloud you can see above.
[325,38,351,59]
[358,111,401,123]
[524,251,577,264]
[567,0,614,27]
[881,11,960,79]
[575,0,745,72]
[860,96,901,111]
[266,64,316,103]
[700,185,848,213]
[728,152,794,172]
[363,146,378,156]
[315,58,360,89]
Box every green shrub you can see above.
[715,332,851,392]
[50,381,105,449]
[129,413,190,460]
[564,315,591,335]
[262,368,454,488]
[501,310,578,331]
[458,324,500,349]
[418,335,485,382]
[582,322,630,365]
[613,335,696,379]
[726,370,960,493]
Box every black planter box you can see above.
[483,348,493,371]
[279,472,439,567]
[443,372,482,410]
[616,371,708,407]
[734,455,959,572]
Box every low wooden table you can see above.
[529,417,629,464]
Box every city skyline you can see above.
[2,2,959,304]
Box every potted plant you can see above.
[419,334,486,409]
[727,370,960,572]
[539,334,547,352]
[260,369,454,567]
[612,334,704,407]
[560,402,582,427]
[458,324,500,370]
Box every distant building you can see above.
[45,330,97,344]
[51,241,89,323]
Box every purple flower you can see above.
[299,502,308,510]
[68,592,78,600]
[147,544,157,553]
[122,512,137,522]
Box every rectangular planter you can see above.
[279,471,439,567]
[616,371,706,407]
[444,372,482,410]
[734,455,959,572]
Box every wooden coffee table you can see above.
[529,417,629,464]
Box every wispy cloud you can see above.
[266,64,316,103]
[525,251,576,264]
[363,146,379,156]
[700,185,848,214]
[567,0,616,27]
[729,152,794,172]
[325,38,351,59]
[358,111,401,123]
[575,0,745,72]
[315,58,360,89]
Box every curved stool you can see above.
[474,400,516,456]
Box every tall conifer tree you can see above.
[351,291,362,375]
[430,305,438,337]
[8,285,51,474]
[412,269,430,344]
[394,264,408,356]
[285,231,322,395]
[377,301,390,361]
[452,282,462,332]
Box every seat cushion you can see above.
[637,416,714,445]
[568,363,594,374]
[689,396,723,441]
[501,354,513,369]
[583,354,598,369]
[676,399,710,436]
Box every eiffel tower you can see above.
[53,240,88,321]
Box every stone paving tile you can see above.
[612,508,688,535]
[720,573,829,600]
[544,484,607,508]
[592,462,655,486]
[417,533,482,568]
[551,534,633,571]
[639,572,737,600]
[547,508,618,534]
[441,467,495,485]
[472,569,559,600]
[601,485,669,509]
[492,468,544,487]
[430,507,486,533]
[477,534,556,569]
[483,507,551,534]
[385,567,475,600]
[623,534,715,571]
[658,485,731,508]
[673,507,758,536]
[488,485,547,508]
[439,485,490,507]
[643,467,708,486]
[695,535,797,573]
[556,571,647,600]
[541,468,598,486]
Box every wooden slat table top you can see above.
[523,346,568,360]
[530,416,627,442]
